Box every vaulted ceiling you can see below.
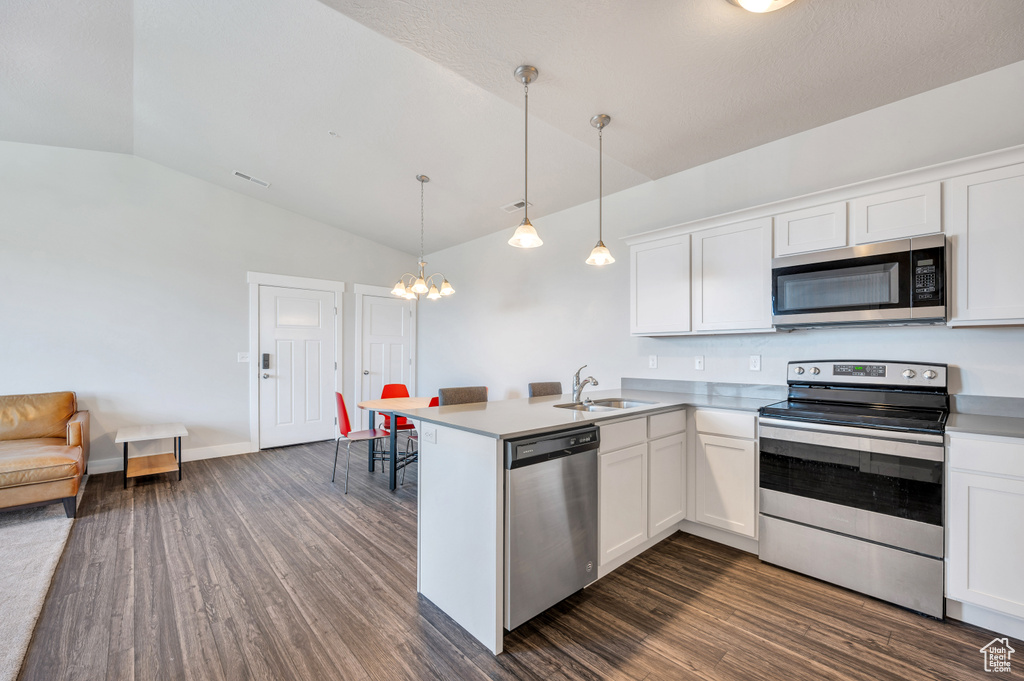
[3,0,1024,254]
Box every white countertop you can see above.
[946,413,1024,439]
[395,389,777,440]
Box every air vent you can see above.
[233,170,271,188]
[501,199,532,213]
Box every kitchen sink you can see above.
[553,398,657,412]
[589,398,656,409]
[553,403,617,412]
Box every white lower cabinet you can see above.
[648,432,687,536]
[693,410,757,539]
[598,410,687,567]
[947,433,1024,619]
[599,442,648,565]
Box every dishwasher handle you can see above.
[505,426,600,470]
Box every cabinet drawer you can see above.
[649,410,686,439]
[694,409,755,439]
[600,418,647,453]
[948,434,1024,479]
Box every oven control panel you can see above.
[788,361,947,388]
[834,364,886,377]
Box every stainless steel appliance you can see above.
[771,234,946,328]
[504,425,599,630]
[758,360,949,617]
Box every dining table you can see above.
[357,396,434,490]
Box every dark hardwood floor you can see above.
[21,441,1016,680]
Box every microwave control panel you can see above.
[911,245,945,304]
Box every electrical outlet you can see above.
[237,352,250,363]
[694,355,705,371]
[424,427,437,444]
[649,355,658,369]
[749,354,761,371]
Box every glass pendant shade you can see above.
[729,0,796,12]
[391,281,407,297]
[404,289,416,300]
[586,240,615,266]
[508,218,543,248]
[439,279,455,296]
[412,276,428,294]
[427,284,441,300]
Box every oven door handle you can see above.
[759,421,944,463]
[757,416,944,444]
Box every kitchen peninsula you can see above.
[396,388,775,654]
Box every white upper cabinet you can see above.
[945,163,1024,325]
[851,182,941,245]
[692,218,773,332]
[773,202,847,256]
[630,234,690,336]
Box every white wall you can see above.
[418,60,1024,401]
[0,142,413,468]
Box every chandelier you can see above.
[391,175,454,301]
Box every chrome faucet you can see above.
[572,365,599,404]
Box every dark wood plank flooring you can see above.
[20,441,1017,680]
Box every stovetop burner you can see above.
[759,399,947,434]
[760,359,950,434]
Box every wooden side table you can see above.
[115,423,188,489]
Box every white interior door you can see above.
[259,285,336,448]
[357,292,415,429]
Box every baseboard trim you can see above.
[678,519,759,555]
[946,599,1024,640]
[88,441,258,474]
[596,523,683,580]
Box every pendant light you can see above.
[390,175,454,301]
[586,114,615,266]
[727,0,796,12]
[508,65,543,248]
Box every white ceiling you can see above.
[3,0,1024,254]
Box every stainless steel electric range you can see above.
[757,360,949,618]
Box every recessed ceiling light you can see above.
[727,0,796,12]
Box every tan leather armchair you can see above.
[0,392,90,518]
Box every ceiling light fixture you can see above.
[508,65,543,249]
[391,175,454,301]
[586,114,615,267]
[727,0,796,12]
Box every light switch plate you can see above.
[695,355,705,371]
[424,426,437,444]
[749,355,761,371]
[649,355,658,369]
[237,352,250,363]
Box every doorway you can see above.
[354,284,417,430]
[248,273,345,450]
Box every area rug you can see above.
[0,480,84,681]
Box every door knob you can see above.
[262,373,270,379]
[363,370,369,375]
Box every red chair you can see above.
[380,383,416,432]
[333,393,390,493]
[401,396,439,486]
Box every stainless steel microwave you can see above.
[771,234,946,329]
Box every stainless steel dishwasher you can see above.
[504,425,599,630]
